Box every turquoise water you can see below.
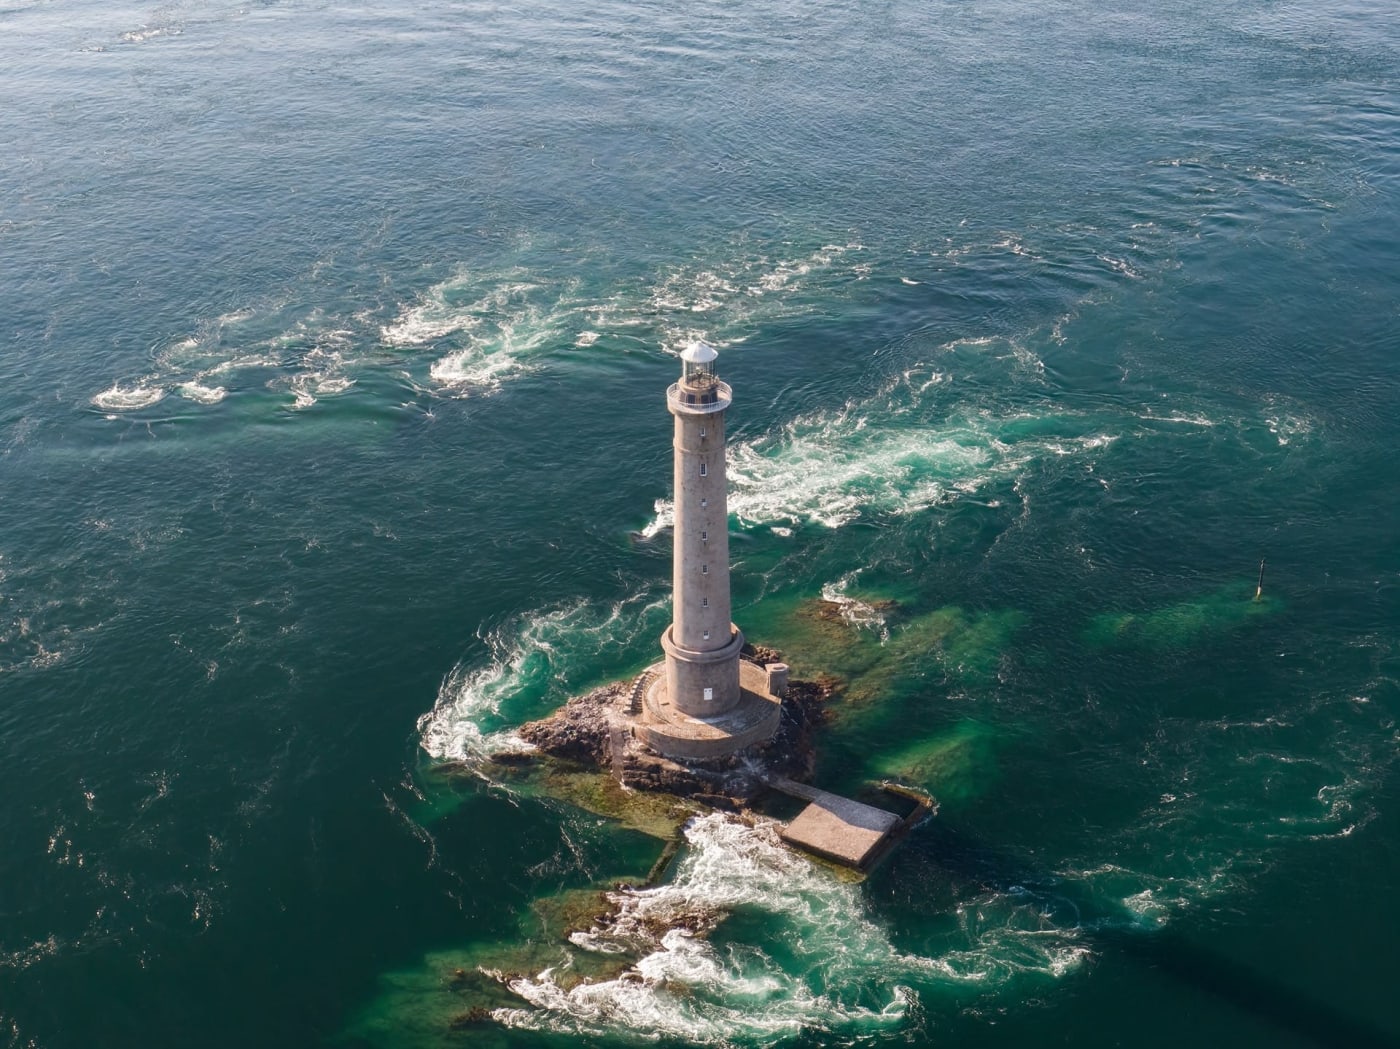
[3,0,1399,1045]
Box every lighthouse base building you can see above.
[633,342,784,761]
[636,658,784,761]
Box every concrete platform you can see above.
[634,660,781,760]
[774,780,901,869]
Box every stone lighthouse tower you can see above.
[661,340,744,715]
[636,341,784,760]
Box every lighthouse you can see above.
[661,340,744,715]
[636,341,784,760]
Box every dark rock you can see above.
[486,751,534,767]
[517,681,627,764]
[448,1006,495,1029]
[799,599,899,624]
[741,642,784,665]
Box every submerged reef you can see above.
[1084,583,1278,650]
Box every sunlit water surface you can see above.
[3,1,1399,1046]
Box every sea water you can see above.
[3,0,1399,1046]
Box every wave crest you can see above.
[495,814,919,1043]
[416,592,668,764]
[92,383,166,411]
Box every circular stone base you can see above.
[635,660,782,761]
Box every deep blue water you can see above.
[3,1,1400,1046]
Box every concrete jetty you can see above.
[769,777,903,869]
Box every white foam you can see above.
[727,418,981,529]
[602,243,867,356]
[216,308,257,326]
[820,574,891,641]
[992,235,1036,259]
[384,269,584,393]
[639,497,673,539]
[1264,409,1314,445]
[0,934,64,973]
[1121,888,1172,927]
[1136,410,1217,427]
[642,374,1120,533]
[177,381,227,405]
[1097,254,1142,278]
[498,813,1094,1040]
[652,415,1060,533]
[91,383,166,411]
[428,341,535,392]
[416,653,538,762]
[119,24,181,42]
[205,353,282,375]
[383,302,480,347]
[96,301,364,417]
[651,269,737,312]
[285,372,355,409]
[495,814,918,1042]
[383,273,536,345]
[417,593,668,764]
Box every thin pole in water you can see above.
[1255,558,1266,602]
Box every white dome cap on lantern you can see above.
[667,337,731,414]
[680,340,718,365]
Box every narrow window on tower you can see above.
[703,629,711,640]
[701,564,708,574]
[702,597,708,607]
[703,687,714,702]
[699,462,708,477]
[701,498,707,508]
[699,427,707,439]
[701,531,708,543]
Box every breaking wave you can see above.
[820,573,892,641]
[645,364,1118,534]
[383,245,861,397]
[176,381,227,405]
[416,592,668,763]
[495,812,1092,1042]
[91,383,166,411]
[491,682,1397,1041]
[494,814,916,1042]
[83,239,916,419]
[92,307,362,414]
[628,242,868,355]
[384,269,585,395]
